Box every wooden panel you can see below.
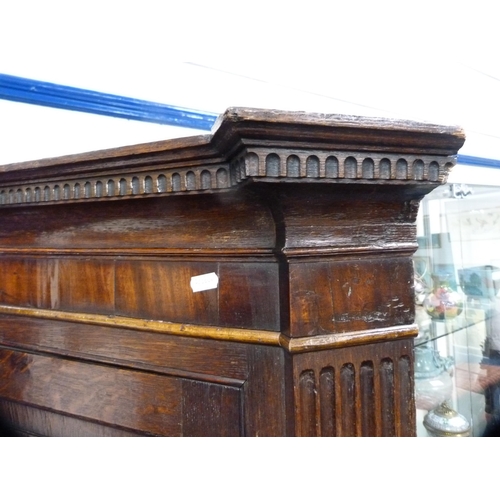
[182,380,242,437]
[0,347,252,436]
[0,257,280,331]
[115,260,281,330]
[275,186,417,253]
[289,256,414,336]
[0,315,249,381]
[43,259,115,313]
[0,316,288,436]
[0,258,37,306]
[115,260,219,324]
[243,345,288,436]
[0,400,143,437]
[219,262,279,330]
[0,348,183,436]
[0,347,249,437]
[0,257,115,314]
[0,193,275,251]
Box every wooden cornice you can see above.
[0,107,465,207]
[211,108,466,155]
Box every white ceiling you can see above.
[1,1,499,164]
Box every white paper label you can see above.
[429,380,444,387]
[190,272,219,293]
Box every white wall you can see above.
[1,2,499,165]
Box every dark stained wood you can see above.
[0,258,37,306]
[0,400,143,437]
[48,259,115,314]
[0,314,250,382]
[243,345,288,436]
[0,107,465,436]
[0,257,280,330]
[115,260,220,324]
[0,257,116,312]
[218,262,280,330]
[182,380,242,437]
[0,193,276,251]
[291,339,415,436]
[288,256,414,337]
[0,348,183,436]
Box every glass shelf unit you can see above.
[414,182,500,436]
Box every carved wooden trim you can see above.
[0,163,232,206]
[232,148,455,185]
[293,339,415,436]
[0,304,417,351]
[0,304,280,346]
[0,149,455,207]
[0,108,464,207]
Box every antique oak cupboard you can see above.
[0,108,465,436]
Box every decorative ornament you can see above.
[423,401,471,437]
[424,274,463,320]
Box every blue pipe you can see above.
[0,73,217,130]
[457,154,500,169]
